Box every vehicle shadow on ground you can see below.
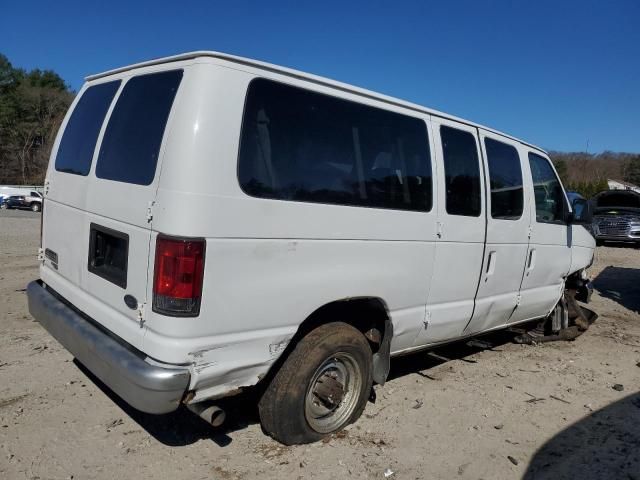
[76,327,532,448]
[387,328,523,382]
[74,360,260,447]
[523,393,640,479]
[593,266,640,313]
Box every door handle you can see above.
[485,251,497,278]
[527,249,536,273]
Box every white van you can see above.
[27,51,595,445]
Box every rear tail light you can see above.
[152,235,206,317]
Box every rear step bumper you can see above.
[27,280,190,414]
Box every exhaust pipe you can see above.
[187,402,226,427]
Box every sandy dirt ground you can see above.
[1,209,639,480]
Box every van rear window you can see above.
[55,81,120,176]
[238,79,432,212]
[95,70,183,186]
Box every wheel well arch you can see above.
[263,297,394,388]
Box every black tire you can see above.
[30,202,41,212]
[258,322,373,445]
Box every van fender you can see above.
[372,317,393,385]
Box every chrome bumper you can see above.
[595,234,640,242]
[27,280,190,414]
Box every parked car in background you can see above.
[0,192,43,212]
[591,190,640,246]
[0,195,27,210]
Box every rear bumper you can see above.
[27,280,190,414]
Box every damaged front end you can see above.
[514,270,598,344]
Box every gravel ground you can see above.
[1,213,639,480]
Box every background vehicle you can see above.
[0,192,42,212]
[27,51,595,445]
[591,190,640,246]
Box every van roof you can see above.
[86,51,546,154]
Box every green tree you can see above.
[0,53,73,184]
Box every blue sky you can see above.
[2,0,639,153]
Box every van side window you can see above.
[55,81,120,176]
[528,152,566,224]
[238,79,432,212]
[440,126,481,217]
[96,70,183,186]
[484,138,523,220]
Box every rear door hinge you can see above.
[37,247,45,264]
[527,225,533,239]
[137,303,146,328]
[146,201,155,223]
[516,293,522,306]
[43,179,50,196]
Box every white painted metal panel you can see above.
[513,151,571,322]
[413,118,485,345]
[463,132,531,334]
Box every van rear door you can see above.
[43,70,183,350]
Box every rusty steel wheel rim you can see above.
[304,352,362,434]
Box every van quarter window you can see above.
[528,152,566,224]
[95,70,183,186]
[238,79,432,212]
[55,80,120,176]
[484,138,524,220]
[440,126,481,217]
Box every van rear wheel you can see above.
[258,322,373,445]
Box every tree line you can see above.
[0,52,639,197]
[550,151,640,198]
[0,53,73,185]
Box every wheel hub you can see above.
[304,352,363,434]
[312,369,345,409]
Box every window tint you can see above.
[440,126,481,216]
[96,70,182,186]
[485,138,523,220]
[55,81,120,176]
[238,79,432,212]
[528,153,566,223]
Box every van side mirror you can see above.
[570,198,593,224]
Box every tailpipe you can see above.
[186,402,226,428]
